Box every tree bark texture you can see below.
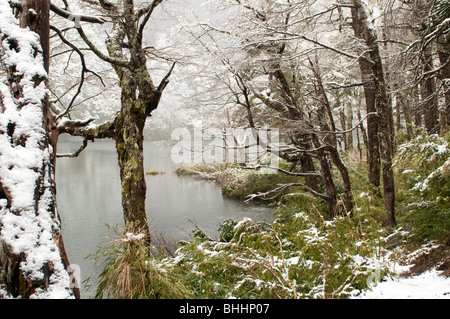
[100,1,166,242]
[115,77,149,236]
[438,35,450,130]
[0,0,78,298]
[353,21,381,193]
[421,46,440,135]
[19,0,50,73]
[351,0,396,226]
[310,61,354,216]
[55,1,172,242]
[270,60,319,192]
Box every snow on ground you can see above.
[354,269,450,299]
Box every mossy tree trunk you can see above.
[115,92,148,235]
[57,0,173,242]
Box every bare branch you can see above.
[421,18,450,50]
[157,62,176,92]
[326,80,372,89]
[76,25,131,68]
[270,112,379,137]
[59,118,115,140]
[137,0,164,46]
[50,2,107,24]
[243,14,374,65]
[98,0,117,11]
[57,118,96,131]
[245,182,330,202]
[243,164,325,180]
[50,25,105,120]
[56,137,89,158]
[234,0,266,21]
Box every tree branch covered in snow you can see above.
[50,2,107,25]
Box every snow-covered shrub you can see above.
[160,211,390,299]
[395,131,450,244]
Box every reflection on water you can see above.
[55,139,273,298]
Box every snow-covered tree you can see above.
[0,0,77,298]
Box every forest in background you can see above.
[0,0,449,299]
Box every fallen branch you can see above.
[245,182,330,203]
[243,164,324,181]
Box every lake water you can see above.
[55,139,274,298]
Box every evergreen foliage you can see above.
[92,208,391,299]
[170,211,389,299]
[90,132,450,299]
[395,131,450,245]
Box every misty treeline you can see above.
[1,0,449,298]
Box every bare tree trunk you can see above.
[399,92,413,137]
[346,103,354,151]
[270,61,319,192]
[421,46,440,134]
[311,136,338,218]
[340,108,348,150]
[395,94,402,133]
[357,107,368,160]
[102,10,155,242]
[74,1,171,243]
[19,0,50,72]
[438,35,450,130]
[310,60,354,215]
[351,0,396,226]
[414,88,423,127]
[357,57,381,193]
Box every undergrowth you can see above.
[91,209,391,299]
[394,130,450,246]
[90,131,449,299]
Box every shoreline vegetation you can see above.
[146,169,166,176]
[91,132,449,299]
[175,162,301,202]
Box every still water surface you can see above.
[55,139,273,297]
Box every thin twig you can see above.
[56,137,89,158]
[50,25,105,120]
